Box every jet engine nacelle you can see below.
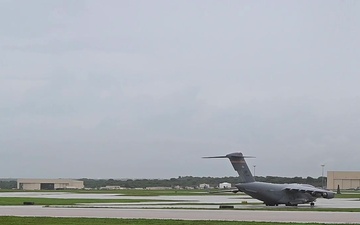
[322,192,335,199]
[311,192,322,197]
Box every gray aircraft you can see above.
[204,152,335,206]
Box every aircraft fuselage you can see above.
[236,182,326,206]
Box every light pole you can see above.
[321,164,325,189]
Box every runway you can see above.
[1,192,359,208]
[1,206,360,223]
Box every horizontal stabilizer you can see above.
[203,153,255,159]
[202,156,228,159]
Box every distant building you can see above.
[145,187,172,190]
[17,179,84,190]
[199,183,210,189]
[100,186,125,190]
[219,182,231,189]
[327,171,360,190]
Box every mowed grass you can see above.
[334,193,360,198]
[0,189,210,196]
[0,217,352,225]
[77,189,211,196]
[0,197,166,205]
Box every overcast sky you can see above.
[1,0,360,179]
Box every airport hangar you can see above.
[17,179,84,190]
[327,171,360,190]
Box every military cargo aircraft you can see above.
[204,152,335,206]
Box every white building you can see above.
[100,186,125,190]
[145,187,172,190]
[199,183,210,189]
[219,182,232,189]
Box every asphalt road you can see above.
[1,206,360,223]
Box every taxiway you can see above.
[1,206,360,223]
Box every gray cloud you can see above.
[1,0,360,179]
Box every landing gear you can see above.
[310,202,315,206]
[265,203,278,206]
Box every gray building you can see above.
[17,179,84,190]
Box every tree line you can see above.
[0,176,326,190]
[79,176,326,189]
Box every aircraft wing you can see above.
[283,185,335,199]
[208,188,241,194]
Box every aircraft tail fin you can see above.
[203,152,255,183]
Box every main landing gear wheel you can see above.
[310,202,315,206]
[265,203,279,206]
[265,203,277,206]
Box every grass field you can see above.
[0,217,354,225]
[96,189,210,196]
[334,193,360,198]
[0,189,211,196]
[0,197,169,205]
